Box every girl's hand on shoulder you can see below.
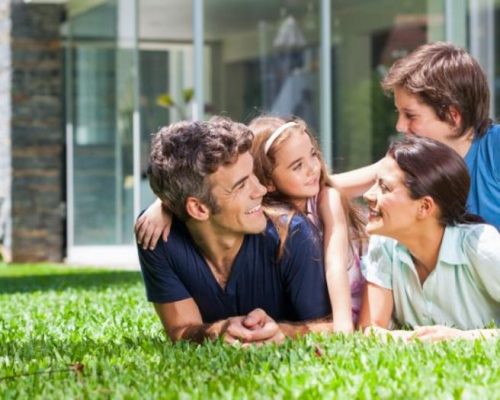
[135,198,172,250]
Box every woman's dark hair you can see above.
[387,136,483,226]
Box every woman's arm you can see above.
[135,198,173,250]
[358,281,394,330]
[317,187,353,332]
[357,282,418,340]
[330,160,382,199]
[411,326,500,342]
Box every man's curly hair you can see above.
[148,116,253,221]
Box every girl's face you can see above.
[363,156,421,239]
[269,131,322,210]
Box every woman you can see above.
[359,136,500,341]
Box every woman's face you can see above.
[363,156,422,239]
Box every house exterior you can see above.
[0,0,498,266]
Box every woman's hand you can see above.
[135,198,172,250]
[410,326,500,341]
[365,325,499,343]
[410,325,464,342]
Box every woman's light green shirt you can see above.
[362,224,500,329]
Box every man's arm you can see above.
[154,298,223,343]
[155,300,286,344]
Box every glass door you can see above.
[66,0,139,264]
[138,44,195,211]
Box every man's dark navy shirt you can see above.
[138,215,331,323]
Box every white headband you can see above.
[264,121,298,154]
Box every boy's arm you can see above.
[330,160,381,198]
[318,187,353,332]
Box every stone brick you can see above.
[0,0,11,252]
[3,1,65,262]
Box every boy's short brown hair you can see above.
[382,42,491,137]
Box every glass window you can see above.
[136,44,195,209]
[138,1,195,210]
[204,1,321,132]
[67,0,137,245]
[331,0,446,171]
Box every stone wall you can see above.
[7,1,65,262]
[0,0,11,257]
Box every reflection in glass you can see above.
[68,0,137,245]
[331,1,446,171]
[205,1,320,133]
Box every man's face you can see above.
[206,152,267,236]
[394,87,458,149]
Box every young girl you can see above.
[248,116,366,331]
[136,116,366,331]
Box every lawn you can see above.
[1,264,499,399]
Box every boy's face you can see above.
[394,87,460,150]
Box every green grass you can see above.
[1,263,499,399]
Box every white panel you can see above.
[66,245,140,268]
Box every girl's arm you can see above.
[330,160,382,199]
[317,187,353,332]
[135,198,173,250]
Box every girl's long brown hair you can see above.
[248,115,366,259]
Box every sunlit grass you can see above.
[1,263,498,399]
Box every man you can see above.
[138,117,331,344]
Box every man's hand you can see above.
[222,309,285,346]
